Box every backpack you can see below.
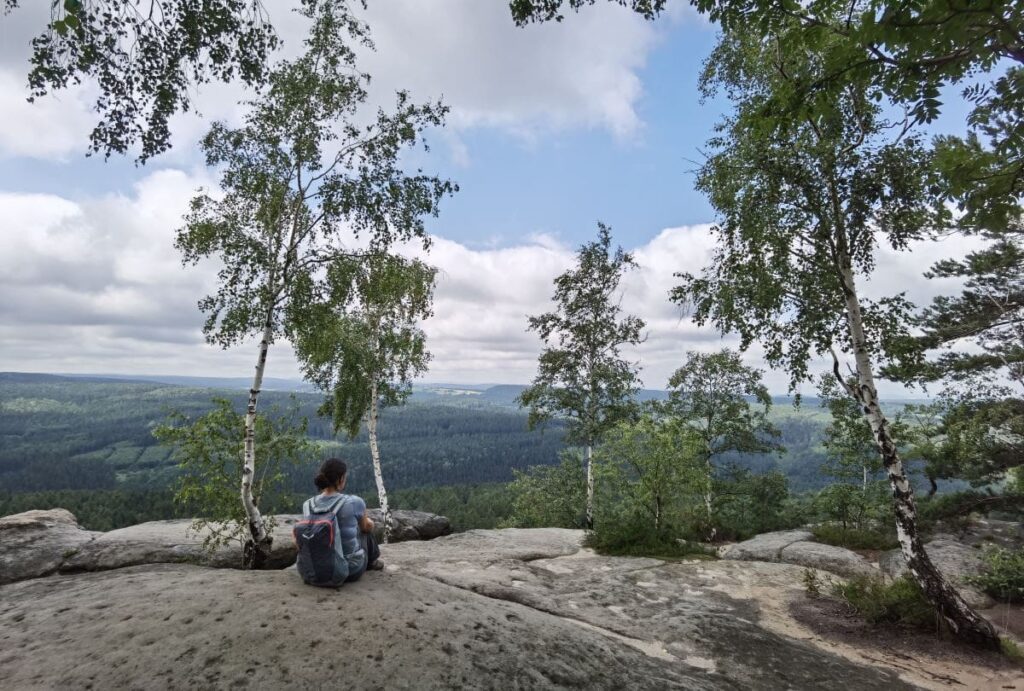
[294,495,350,587]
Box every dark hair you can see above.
[314,457,347,490]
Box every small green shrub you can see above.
[584,527,717,560]
[967,546,1024,603]
[832,576,936,630]
[802,568,822,597]
[812,524,900,551]
[1000,637,1024,661]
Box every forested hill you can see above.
[1,371,909,501]
[0,373,566,496]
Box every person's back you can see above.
[303,491,367,576]
[297,457,381,586]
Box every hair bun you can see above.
[314,472,328,490]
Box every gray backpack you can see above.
[294,496,350,587]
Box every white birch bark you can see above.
[241,317,274,566]
[704,457,716,542]
[585,443,594,530]
[839,263,998,647]
[367,379,391,543]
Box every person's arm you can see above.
[359,513,375,533]
[355,497,374,533]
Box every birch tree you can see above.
[290,253,436,543]
[673,28,1000,646]
[175,1,455,566]
[518,224,645,529]
[663,349,778,540]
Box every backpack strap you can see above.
[327,495,348,518]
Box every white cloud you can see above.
[0,0,665,163]
[0,171,986,398]
[0,69,95,160]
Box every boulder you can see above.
[0,527,915,690]
[0,509,99,585]
[367,508,453,542]
[879,536,995,609]
[779,541,878,579]
[719,529,813,562]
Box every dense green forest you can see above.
[1,371,942,532]
[0,373,567,497]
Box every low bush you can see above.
[584,526,717,560]
[967,546,1024,603]
[832,576,936,630]
[812,523,899,551]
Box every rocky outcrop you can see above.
[1,508,451,584]
[1,527,922,690]
[718,529,813,561]
[0,509,99,585]
[720,530,876,578]
[366,508,453,542]
[880,535,995,609]
[778,540,878,579]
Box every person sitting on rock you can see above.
[302,457,383,582]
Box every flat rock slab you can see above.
[718,530,812,562]
[1,508,451,584]
[0,527,911,690]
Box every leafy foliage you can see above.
[812,523,899,551]
[967,546,1024,603]
[6,0,282,161]
[503,451,587,529]
[594,413,705,535]
[177,1,454,354]
[153,398,314,550]
[518,223,645,447]
[713,466,800,540]
[292,254,437,439]
[510,0,1023,228]
[833,576,937,630]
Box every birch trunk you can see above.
[585,444,594,530]
[242,317,274,568]
[367,380,392,543]
[862,464,869,492]
[839,264,999,648]
[705,456,716,542]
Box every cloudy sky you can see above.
[0,1,979,395]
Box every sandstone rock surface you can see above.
[718,529,812,561]
[879,536,995,609]
[0,509,99,585]
[1,508,451,583]
[719,529,876,579]
[778,540,878,579]
[1,527,918,690]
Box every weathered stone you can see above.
[367,508,453,542]
[1,508,452,583]
[61,517,299,572]
[879,537,995,609]
[0,527,913,690]
[0,509,99,585]
[778,541,878,579]
[718,529,813,562]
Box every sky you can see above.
[0,1,983,396]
